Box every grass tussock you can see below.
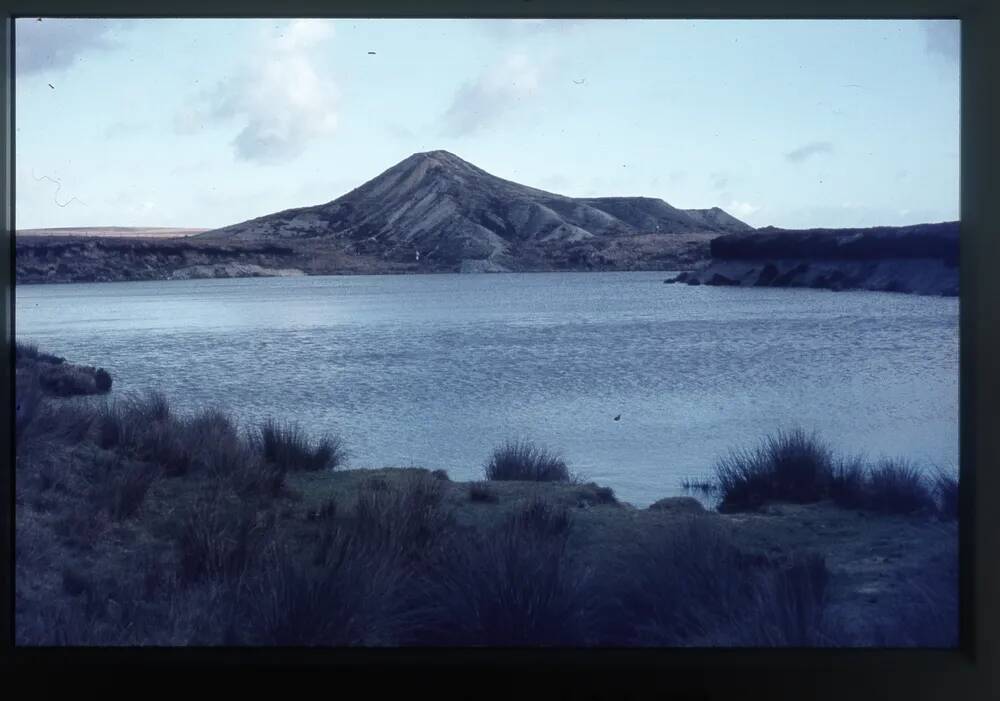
[351,471,448,561]
[619,517,833,646]
[95,458,161,522]
[715,429,833,512]
[414,498,588,646]
[484,439,570,482]
[175,490,271,585]
[226,535,409,646]
[933,468,959,521]
[712,429,951,519]
[15,370,46,447]
[864,459,937,516]
[828,455,868,509]
[254,418,346,472]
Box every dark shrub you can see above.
[227,536,409,646]
[414,499,587,646]
[138,422,194,477]
[620,517,833,646]
[16,341,39,361]
[513,497,570,539]
[254,419,344,472]
[133,391,171,424]
[933,468,959,521]
[829,455,868,509]
[352,472,447,560]
[231,457,287,499]
[186,409,247,475]
[98,394,168,451]
[92,458,160,521]
[94,368,112,393]
[865,459,936,515]
[727,552,831,646]
[626,517,758,645]
[715,429,833,512]
[431,469,450,481]
[175,492,267,584]
[15,371,44,447]
[98,401,130,450]
[469,481,499,503]
[577,481,618,506]
[38,364,101,397]
[484,439,570,482]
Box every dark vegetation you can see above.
[16,341,112,397]
[712,429,954,519]
[469,481,499,503]
[484,439,571,482]
[254,418,346,473]
[15,353,957,647]
[710,221,959,263]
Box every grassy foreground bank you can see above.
[14,354,958,647]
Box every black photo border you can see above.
[2,2,997,699]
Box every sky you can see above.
[15,18,960,230]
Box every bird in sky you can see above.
[614,414,621,421]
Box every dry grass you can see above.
[933,468,959,521]
[412,497,589,646]
[13,349,958,647]
[865,459,936,516]
[254,418,346,472]
[484,439,570,482]
[715,429,834,512]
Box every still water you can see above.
[15,272,959,507]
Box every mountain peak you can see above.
[410,149,467,165]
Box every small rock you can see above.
[648,497,705,513]
[708,273,740,286]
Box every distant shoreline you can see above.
[14,233,708,285]
[17,227,211,238]
[16,220,960,295]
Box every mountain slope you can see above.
[199,150,751,267]
[683,207,755,234]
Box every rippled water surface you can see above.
[16,272,959,507]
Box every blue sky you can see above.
[15,18,960,230]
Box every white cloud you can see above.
[785,141,834,163]
[442,52,547,136]
[177,19,339,164]
[727,200,760,218]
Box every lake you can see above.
[15,272,959,508]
